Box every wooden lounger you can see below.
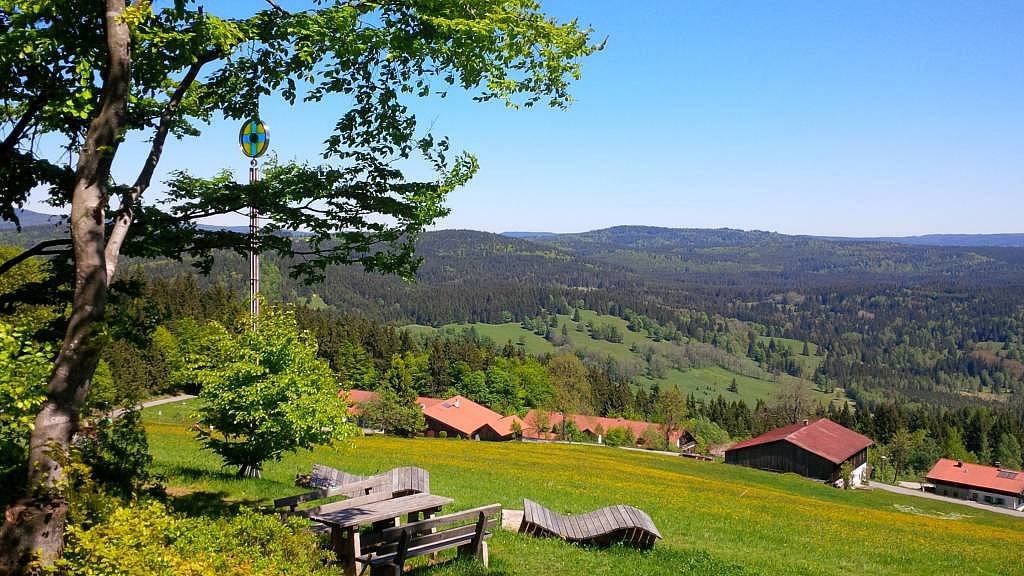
[518,498,662,550]
[310,464,430,497]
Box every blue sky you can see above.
[31,1,1024,236]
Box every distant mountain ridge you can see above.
[826,233,1024,248]
[0,209,65,230]
[5,208,1024,248]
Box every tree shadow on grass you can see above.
[161,464,240,483]
[166,489,263,518]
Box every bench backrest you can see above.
[274,475,392,516]
[309,464,430,496]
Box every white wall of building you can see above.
[932,482,1024,511]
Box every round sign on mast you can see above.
[239,118,270,158]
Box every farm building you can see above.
[521,410,694,449]
[926,458,1024,510]
[421,395,523,440]
[724,418,872,486]
[342,389,522,440]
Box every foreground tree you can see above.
[0,1,600,569]
[176,307,355,478]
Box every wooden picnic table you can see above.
[310,492,454,576]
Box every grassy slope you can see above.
[409,311,833,406]
[145,400,1024,576]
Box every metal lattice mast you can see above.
[238,119,270,327]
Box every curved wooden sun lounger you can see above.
[518,498,661,550]
[310,464,430,497]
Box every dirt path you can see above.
[110,394,196,418]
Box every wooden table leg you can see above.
[343,528,361,576]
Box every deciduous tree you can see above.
[180,307,356,478]
[0,1,600,568]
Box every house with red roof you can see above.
[724,418,872,486]
[421,395,524,441]
[341,389,522,440]
[521,410,693,449]
[926,458,1024,510]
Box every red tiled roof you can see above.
[521,410,682,444]
[926,458,1024,496]
[726,418,872,464]
[342,389,380,405]
[422,395,508,438]
[481,415,525,438]
[339,390,443,415]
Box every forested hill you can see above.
[7,223,1024,409]
[528,225,1024,283]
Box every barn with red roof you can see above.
[725,418,872,486]
[926,458,1024,510]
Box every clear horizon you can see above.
[23,1,1024,237]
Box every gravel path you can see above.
[110,393,196,418]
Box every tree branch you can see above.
[265,0,290,15]
[104,49,220,282]
[0,94,47,155]
[0,239,72,277]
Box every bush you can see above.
[438,430,448,439]
[0,320,52,503]
[640,427,669,451]
[57,500,335,576]
[689,417,730,453]
[77,410,152,498]
[604,426,635,447]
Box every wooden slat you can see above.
[310,493,453,529]
[519,499,661,549]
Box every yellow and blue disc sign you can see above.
[238,118,270,158]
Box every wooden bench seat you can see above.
[357,504,502,576]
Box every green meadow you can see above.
[145,400,1024,576]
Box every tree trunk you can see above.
[0,2,130,572]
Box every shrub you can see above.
[57,501,335,576]
[76,410,152,498]
[640,427,669,451]
[0,320,52,502]
[689,417,730,453]
[438,430,448,439]
[604,426,635,447]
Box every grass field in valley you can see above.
[145,400,1024,576]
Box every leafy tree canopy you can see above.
[175,306,357,477]
[1,0,602,280]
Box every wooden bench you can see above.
[357,504,502,576]
[309,464,430,497]
[274,475,392,520]
[519,498,661,550]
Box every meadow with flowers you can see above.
[145,400,1024,576]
